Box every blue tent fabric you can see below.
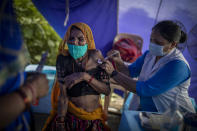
[32,0,118,56]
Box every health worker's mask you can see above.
[149,42,167,56]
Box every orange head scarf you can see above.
[58,22,96,56]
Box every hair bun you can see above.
[179,30,187,43]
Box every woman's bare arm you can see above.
[85,73,110,95]
[114,61,130,76]
[0,87,32,129]
[112,71,137,93]
[0,73,49,129]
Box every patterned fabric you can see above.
[46,101,108,131]
[47,112,106,131]
[113,38,142,63]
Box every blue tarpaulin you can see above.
[32,0,118,56]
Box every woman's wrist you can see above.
[83,72,91,81]
[56,115,65,122]
[16,87,33,110]
[24,83,38,103]
[22,87,33,103]
[83,73,94,84]
[88,75,94,84]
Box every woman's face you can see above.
[68,28,87,46]
[150,30,176,53]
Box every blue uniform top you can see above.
[128,51,191,112]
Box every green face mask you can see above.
[67,43,88,60]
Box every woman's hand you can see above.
[64,72,90,89]
[25,72,49,99]
[100,60,115,76]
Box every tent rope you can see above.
[64,0,70,27]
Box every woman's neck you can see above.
[76,57,83,62]
[75,51,88,63]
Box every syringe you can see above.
[97,51,119,64]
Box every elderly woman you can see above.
[43,23,111,131]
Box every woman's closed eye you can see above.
[69,37,75,41]
[78,37,85,42]
[69,37,85,43]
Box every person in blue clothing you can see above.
[0,0,49,130]
[102,20,195,113]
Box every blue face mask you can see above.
[149,42,167,56]
[67,43,88,60]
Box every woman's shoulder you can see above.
[88,49,101,54]
[88,49,103,57]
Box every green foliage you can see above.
[14,0,61,66]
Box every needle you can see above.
[104,51,119,60]
[97,51,119,64]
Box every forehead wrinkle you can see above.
[70,29,84,38]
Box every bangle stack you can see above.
[16,84,38,110]
[26,84,37,105]
[16,89,31,110]
[56,115,65,129]
[88,75,94,84]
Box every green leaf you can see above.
[14,0,62,65]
